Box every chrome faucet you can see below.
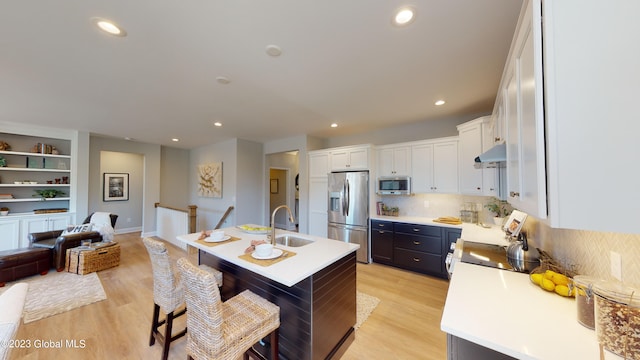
[270,205,296,245]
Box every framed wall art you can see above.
[103,173,129,202]
[198,162,222,198]
[270,179,279,194]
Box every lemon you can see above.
[540,278,556,292]
[544,270,557,280]
[551,273,570,286]
[530,273,543,285]
[554,285,572,297]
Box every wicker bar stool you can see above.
[176,257,281,360]
[142,237,223,360]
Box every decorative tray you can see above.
[236,224,271,234]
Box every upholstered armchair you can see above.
[29,213,118,271]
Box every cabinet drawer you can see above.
[371,220,394,231]
[394,223,441,237]
[394,234,442,254]
[371,230,394,265]
[394,248,442,274]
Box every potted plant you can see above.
[0,207,9,216]
[484,197,513,225]
[33,189,66,199]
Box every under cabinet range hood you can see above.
[474,143,506,167]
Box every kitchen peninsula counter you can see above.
[176,228,359,360]
[441,261,600,359]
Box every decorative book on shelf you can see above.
[33,208,68,214]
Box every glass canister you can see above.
[573,275,600,330]
[593,281,640,359]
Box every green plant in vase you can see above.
[33,189,66,199]
[484,197,513,225]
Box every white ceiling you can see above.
[0,1,523,149]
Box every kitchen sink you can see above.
[275,234,314,247]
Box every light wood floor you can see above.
[11,232,449,360]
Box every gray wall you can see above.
[89,136,161,235]
[160,146,190,209]
[98,151,144,231]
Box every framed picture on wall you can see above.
[198,162,223,198]
[103,173,129,201]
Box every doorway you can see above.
[265,150,299,231]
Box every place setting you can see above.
[239,240,296,267]
[195,229,240,247]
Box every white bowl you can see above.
[209,230,225,241]
[14,181,22,184]
[0,211,8,216]
[255,243,274,257]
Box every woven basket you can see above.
[66,242,120,275]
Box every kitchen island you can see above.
[177,227,360,360]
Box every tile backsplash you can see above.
[381,193,640,286]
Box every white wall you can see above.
[325,113,487,148]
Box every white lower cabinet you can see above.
[0,219,21,251]
[19,213,72,248]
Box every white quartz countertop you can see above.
[176,227,359,287]
[371,215,509,246]
[441,262,601,359]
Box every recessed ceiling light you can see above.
[331,123,338,128]
[216,76,230,85]
[92,17,127,37]
[393,7,416,26]
[172,138,179,142]
[435,100,446,106]
[265,45,282,57]
[213,122,222,127]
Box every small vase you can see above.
[493,217,505,226]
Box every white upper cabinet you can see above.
[307,150,330,237]
[411,138,458,194]
[376,145,411,177]
[481,119,500,198]
[502,0,547,219]
[308,150,330,178]
[457,118,485,195]
[542,0,640,233]
[329,145,371,171]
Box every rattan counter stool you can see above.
[176,257,281,360]
[143,237,223,360]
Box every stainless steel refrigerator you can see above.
[327,171,369,263]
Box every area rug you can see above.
[355,291,380,330]
[0,271,107,324]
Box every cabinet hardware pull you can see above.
[476,187,481,190]
[413,241,420,245]
[378,231,385,234]
[413,258,421,262]
[495,137,501,142]
[412,228,419,232]
[509,191,520,198]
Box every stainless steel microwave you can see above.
[377,176,411,195]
